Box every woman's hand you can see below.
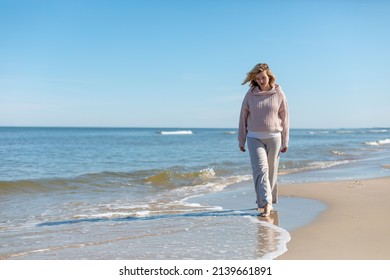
[281,147,288,153]
[240,146,246,152]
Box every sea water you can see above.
[1,127,390,259]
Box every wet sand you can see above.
[277,176,390,259]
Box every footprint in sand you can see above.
[348,180,362,189]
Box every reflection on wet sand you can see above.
[256,210,283,258]
[259,210,279,226]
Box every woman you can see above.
[238,63,289,217]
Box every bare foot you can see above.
[260,203,273,217]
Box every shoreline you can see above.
[276,176,390,259]
[1,176,389,260]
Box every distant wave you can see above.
[279,160,352,175]
[224,131,237,135]
[364,138,390,146]
[159,130,193,135]
[336,130,354,134]
[332,150,347,156]
[306,130,329,135]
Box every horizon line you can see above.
[0,125,389,130]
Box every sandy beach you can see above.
[277,176,390,259]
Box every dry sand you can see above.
[277,176,390,259]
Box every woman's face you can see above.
[254,71,270,90]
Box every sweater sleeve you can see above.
[278,89,289,148]
[238,93,249,148]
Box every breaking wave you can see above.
[158,130,193,135]
[364,139,390,146]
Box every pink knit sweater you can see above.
[238,84,289,148]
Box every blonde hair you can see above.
[242,63,276,88]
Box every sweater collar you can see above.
[250,84,279,96]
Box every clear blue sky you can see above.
[1,0,389,128]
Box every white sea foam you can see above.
[365,138,390,146]
[375,139,390,145]
[279,160,352,175]
[199,167,216,178]
[308,160,351,169]
[135,210,150,217]
[308,130,329,134]
[332,150,346,156]
[173,174,252,197]
[75,212,133,218]
[336,130,353,134]
[159,130,193,135]
[109,204,150,210]
[73,173,252,222]
[179,201,203,208]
